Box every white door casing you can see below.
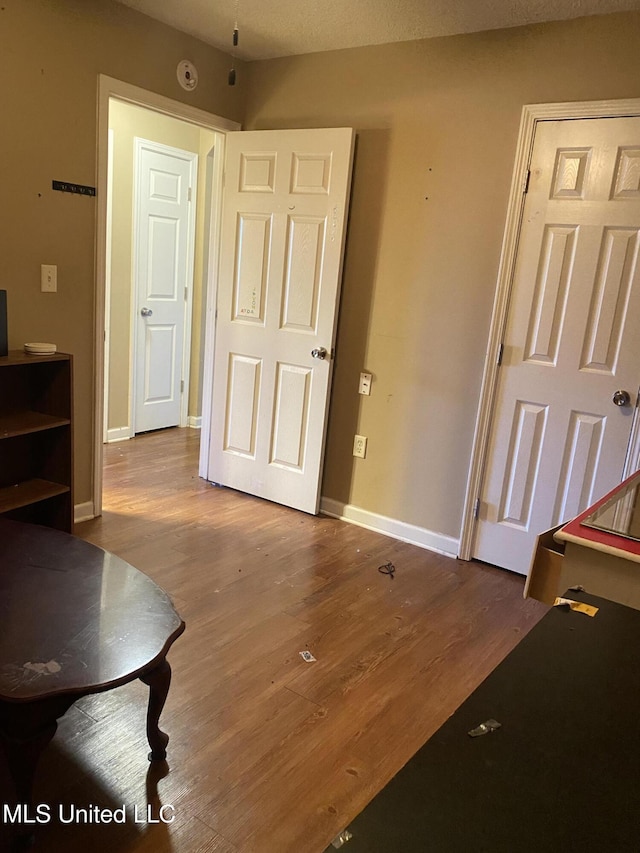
[207,128,355,514]
[472,116,640,575]
[103,128,115,443]
[133,138,197,434]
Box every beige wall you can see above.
[244,11,640,541]
[1,0,245,507]
[4,0,640,540]
[107,101,214,433]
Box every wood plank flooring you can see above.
[0,428,547,852]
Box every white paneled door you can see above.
[474,117,640,574]
[207,128,354,513]
[134,139,197,434]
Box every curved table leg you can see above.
[2,722,58,851]
[139,659,172,761]
[0,695,74,804]
[2,720,58,807]
[0,696,74,848]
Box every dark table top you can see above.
[0,519,184,702]
[343,591,640,852]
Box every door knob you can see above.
[311,347,328,360]
[140,307,153,317]
[612,389,631,407]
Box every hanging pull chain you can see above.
[228,0,240,85]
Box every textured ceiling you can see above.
[114,0,640,61]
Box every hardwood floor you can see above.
[1,428,547,852]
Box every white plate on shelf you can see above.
[24,342,57,355]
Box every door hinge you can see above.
[184,286,188,301]
[497,342,504,366]
[473,498,481,520]
[180,379,184,393]
[523,169,531,194]
[188,187,192,202]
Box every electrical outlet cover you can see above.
[353,435,367,458]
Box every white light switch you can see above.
[359,372,372,395]
[41,264,57,293]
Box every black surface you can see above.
[342,593,640,852]
[52,179,96,196]
[0,290,7,357]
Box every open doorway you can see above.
[95,79,354,521]
[104,100,212,442]
[94,75,240,518]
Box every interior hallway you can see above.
[1,428,547,852]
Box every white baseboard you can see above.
[320,497,459,558]
[106,426,132,443]
[73,493,457,555]
[74,501,96,523]
[187,416,202,429]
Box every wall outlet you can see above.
[41,264,57,293]
[353,434,367,458]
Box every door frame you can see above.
[458,97,640,561]
[131,137,198,434]
[103,127,115,444]
[94,75,240,518]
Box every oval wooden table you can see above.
[0,518,185,830]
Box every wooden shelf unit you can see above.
[0,351,73,532]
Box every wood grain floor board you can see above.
[1,428,547,852]
[188,566,543,850]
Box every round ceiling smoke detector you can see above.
[177,60,198,92]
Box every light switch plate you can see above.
[41,264,57,293]
[359,372,372,395]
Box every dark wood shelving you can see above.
[0,411,71,439]
[0,351,73,532]
[0,479,70,513]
